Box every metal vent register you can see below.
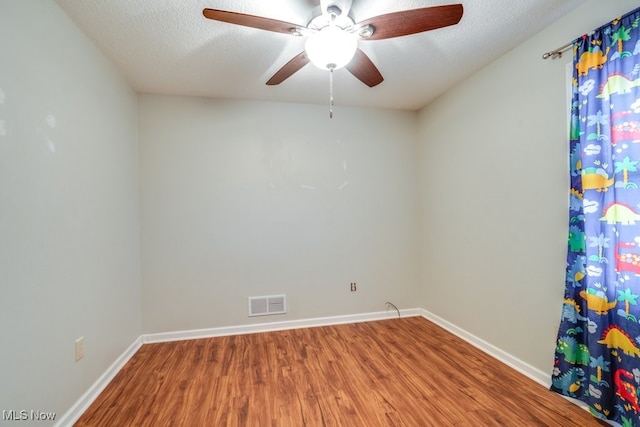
[248,295,287,317]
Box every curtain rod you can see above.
[542,40,574,60]
[544,6,640,59]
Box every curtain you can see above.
[551,8,640,425]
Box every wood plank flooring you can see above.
[75,316,606,426]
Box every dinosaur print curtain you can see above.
[550,8,640,425]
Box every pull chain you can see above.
[329,67,334,119]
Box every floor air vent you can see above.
[248,294,287,317]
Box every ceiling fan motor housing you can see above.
[202,3,463,87]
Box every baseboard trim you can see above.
[142,308,422,343]
[419,308,551,387]
[60,308,559,425]
[54,336,143,427]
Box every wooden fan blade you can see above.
[203,8,302,35]
[345,48,383,87]
[266,52,310,85]
[356,4,463,40]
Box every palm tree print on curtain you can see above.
[551,8,640,426]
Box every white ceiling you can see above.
[54,0,584,111]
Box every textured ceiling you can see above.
[54,0,585,111]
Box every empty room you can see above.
[2,0,639,425]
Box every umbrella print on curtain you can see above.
[550,7,640,426]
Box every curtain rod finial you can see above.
[542,51,563,60]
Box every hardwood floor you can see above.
[75,317,605,426]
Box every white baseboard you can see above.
[54,337,143,427]
[417,310,615,421]
[143,308,422,343]
[60,307,559,425]
[419,308,551,387]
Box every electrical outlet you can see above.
[75,337,85,362]
[350,282,357,292]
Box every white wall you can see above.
[139,96,419,333]
[5,0,638,421]
[0,0,141,423]
[416,0,640,373]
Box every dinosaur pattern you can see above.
[600,202,640,225]
[576,47,610,76]
[566,256,586,287]
[551,367,585,396]
[614,369,640,413]
[568,225,586,252]
[557,336,590,364]
[561,299,588,324]
[597,73,640,99]
[581,168,615,192]
[551,9,640,426]
[598,325,640,358]
[570,144,582,177]
[580,289,618,315]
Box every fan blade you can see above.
[203,9,303,35]
[345,48,383,87]
[266,52,311,85]
[356,4,463,40]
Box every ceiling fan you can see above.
[202,1,463,88]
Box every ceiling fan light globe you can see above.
[305,26,357,70]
